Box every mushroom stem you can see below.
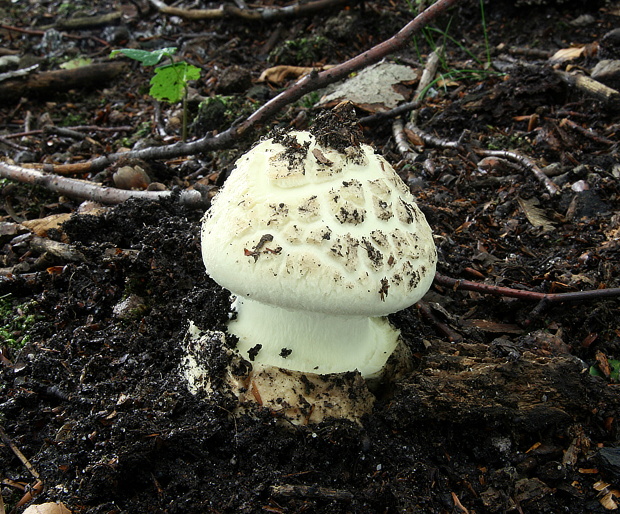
[229,297,401,378]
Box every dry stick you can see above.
[271,484,354,501]
[392,46,443,160]
[559,118,616,146]
[359,99,422,125]
[0,425,40,480]
[474,148,559,196]
[417,300,463,342]
[0,162,209,208]
[0,136,28,152]
[148,0,352,21]
[393,119,418,160]
[411,45,443,123]
[434,272,620,325]
[8,0,462,181]
[405,123,464,150]
[556,70,620,104]
[4,126,133,139]
[404,124,559,195]
[435,272,620,302]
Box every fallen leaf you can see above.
[257,65,333,85]
[318,62,420,113]
[21,213,71,237]
[549,46,585,64]
[517,197,555,232]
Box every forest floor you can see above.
[1,0,620,512]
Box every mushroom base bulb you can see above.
[230,297,400,378]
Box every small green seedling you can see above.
[110,47,200,141]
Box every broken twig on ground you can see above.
[0,425,40,480]
[0,162,210,208]
[149,0,351,21]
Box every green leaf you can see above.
[110,47,177,66]
[589,359,620,381]
[149,62,201,103]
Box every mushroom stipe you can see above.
[185,108,437,422]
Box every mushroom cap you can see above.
[201,131,437,317]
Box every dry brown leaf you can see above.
[257,65,333,86]
[600,491,619,510]
[595,350,612,378]
[21,213,71,237]
[318,62,420,113]
[517,197,555,232]
[549,46,586,64]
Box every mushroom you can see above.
[200,111,437,380]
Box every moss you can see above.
[0,295,38,349]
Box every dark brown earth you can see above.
[1,1,620,512]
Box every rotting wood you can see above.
[401,338,599,436]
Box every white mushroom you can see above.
[201,123,437,379]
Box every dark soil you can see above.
[1,1,620,512]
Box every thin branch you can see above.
[473,148,560,195]
[0,162,210,208]
[148,0,353,21]
[359,99,422,125]
[434,273,620,303]
[393,119,419,160]
[403,124,560,195]
[3,126,133,139]
[417,301,464,343]
[404,123,463,150]
[392,46,443,161]
[0,425,40,480]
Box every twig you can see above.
[556,70,620,104]
[411,45,443,123]
[417,301,463,342]
[403,124,558,194]
[392,46,443,161]
[0,136,28,152]
[3,125,133,139]
[359,99,422,125]
[405,123,462,150]
[473,148,559,196]
[0,425,40,480]
[434,273,620,303]
[271,484,354,501]
[0,162,210,208]
[393,119,419,160]
[559,118,616,145]
[30,236,86,262]
[148,0,352,21]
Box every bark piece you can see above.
[393,340,595,434]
